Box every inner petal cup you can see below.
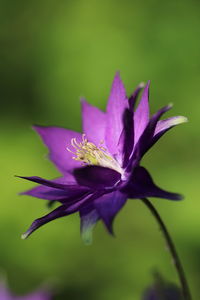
[74,166,121,189]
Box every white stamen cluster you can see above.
[67,134,122,174]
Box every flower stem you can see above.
[141,197,192,300]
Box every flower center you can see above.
[67,134,123,174]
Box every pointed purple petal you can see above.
[105,72,129,155]
[22,192,101,239]
[18,176,72,190]
[22,184,70,201]
[127,104,173,172]
[22,191,103,239]
[122,166,183,200]
[80,205,99,244]
[94,191,127,234]
[129,82,145,109]
[148,116,188,150]
[74,166,121,189]
[33,126,83,174]
[154,116,188,136]
[134,81,150,145]
[21,205,70,239]
[81,99,106,145]
[21,177,90,202]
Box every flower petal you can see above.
[21,177,90,202]
[146,116,188,151]
[127,104,173,172]
[154,116,188,137]
[21,205,70,239]
[22,184,70,201]
[81,99,106,145]
[18,176,73,190]
[22,192,99,239]
[80,205,99,245]
[134,81,150,145]
[122,166,183,200]
[129,82,145,109]
[74,166,121,189]
[33,125,83,174]
[105,72,129,155]
[94,191,127,234]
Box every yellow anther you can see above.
[66,134,123,173]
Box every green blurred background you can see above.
[1,0,199,299]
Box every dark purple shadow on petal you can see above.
[74,166,121,189]
[122,166,183,200]
[129,82,145,110]
[117,108,134,168]
[94,191,127,234]
[127,104,173,173]
[117,83,145,168]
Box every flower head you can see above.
[20,73,187,244]
[142,273,182,300]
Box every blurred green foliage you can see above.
[0,0,199,299]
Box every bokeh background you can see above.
[1,0,199,299]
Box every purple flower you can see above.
[142,273,183,300]
[20,73,187,243]
[0,282,50,300]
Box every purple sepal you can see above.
[127,104,173,172]
[22,192,100,239]
[122,166,183,201]
[18,176,75,190]
[21,182,90,202]
[94,191,127,234]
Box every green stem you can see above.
[141,198,192,300]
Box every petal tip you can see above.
[168,102,174,109]
[170,116,188,127]
[176,194,184,201]
[177,116,188,124]
[80,97,86,104]
[138,82,145,88]
[21,232,28,240]
[113,71,123,84]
